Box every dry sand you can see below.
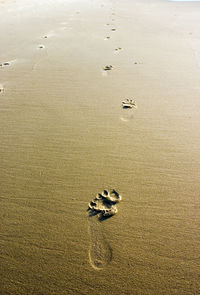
[0,0,200,294]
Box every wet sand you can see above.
[1,0,200,294]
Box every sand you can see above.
[0,0,200,294]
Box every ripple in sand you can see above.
[87,189,122,270]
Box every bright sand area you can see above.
[0,0,200,294]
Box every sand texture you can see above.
[1,0,200,294]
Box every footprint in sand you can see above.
[0,59,18,68]
[120,109,134,122]
[103,65,113,71]
[0,61,11,67]
[122,98,137,109]
[38,44,45,49]
[133,61,143,65]
[114,47,123,54]
[87,189,122,270]
[41,30,56,39]
[88,216,113,270]
[102,65,114,76]
[0,85,4,93]
[120,99,137,122]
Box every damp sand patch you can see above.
[87,189,122,270]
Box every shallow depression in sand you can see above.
[88,216,112,270]
[120,107,136,122]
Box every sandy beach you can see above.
[1,0,200,294]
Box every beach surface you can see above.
[0,0,200,294]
